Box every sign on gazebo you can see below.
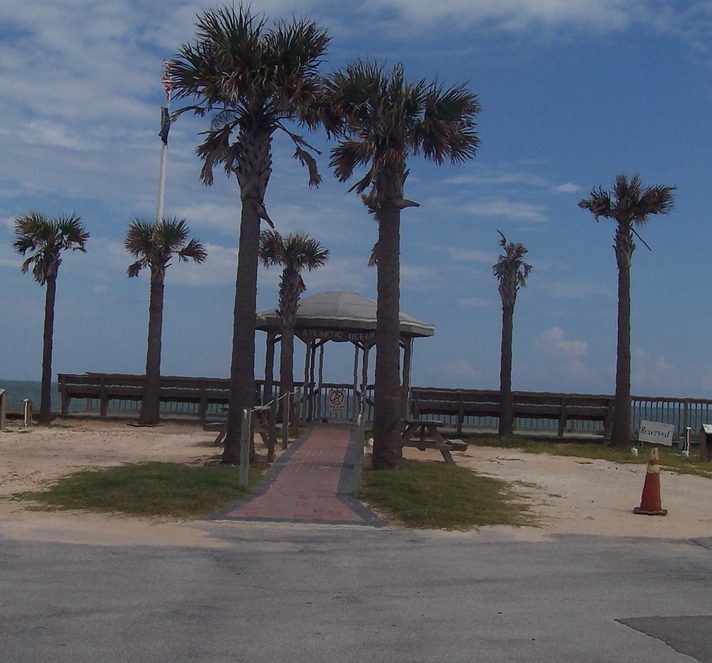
[328,389,347,413]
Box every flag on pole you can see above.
[159,107,171,145]
[159,60,172,145]
[161,60,172,102]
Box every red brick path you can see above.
[220,424,377,525]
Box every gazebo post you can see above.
[352,343,360,423]
[302,340,311,426]
[361,342,371,418]
[308,339,318,421]
[401,336,413,419]
[317,340,325,420]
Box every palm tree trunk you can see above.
[39,275,57,425]
[499,305,514,436]
[223,127,272,464]
[372,201,403,470]
[611,259,632,446]
[139,270,164,425]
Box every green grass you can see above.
[464,435,712,478]
[17,462,265,519]
[361,459,533,530]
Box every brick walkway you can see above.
[211,423,384,526]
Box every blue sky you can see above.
[1,0,711,398]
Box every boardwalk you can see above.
[212,423,384,526]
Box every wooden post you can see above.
[100,374,108,418]
[239,408,250,488]
[282,391,290,450]
[267,400,277,463]
[352,344,360,423]
[294,387,302,437]
[317,340,325,420]
[264,331,277,407]
[0,389,6,431]
[59,374,69,416]
[198,378,208,423]
[308,341,317,421]
[401,337,412,420]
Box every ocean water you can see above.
[0,380,62,411]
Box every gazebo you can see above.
[256,291,434,420]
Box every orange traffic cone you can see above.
[633,445,667,516]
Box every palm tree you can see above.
[169,5,329,464]
[13,212,89,425]
[322,60,480,470]
[125,218,207,425]
[579,174,675,447]
[259,230,329,418]
[492,231,532,436]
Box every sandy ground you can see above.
[1,417,711,546]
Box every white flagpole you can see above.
[156,61,171,228]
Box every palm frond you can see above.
[13,211,88,285]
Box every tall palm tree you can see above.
[13,212,90,425]
[259,230,329,417]
[125,218,207,425]
[579,174,675,446]
[169,5,329,464]
[492,231,532,436]
[322,60,480,470]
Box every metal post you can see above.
[239,408,250,488]
[282,392,290,450]
[23,399,33,427]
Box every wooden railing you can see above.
[409,388,614,437]
[58,373,375,423]
[57,374,712,436]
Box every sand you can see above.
[1,417,711,546]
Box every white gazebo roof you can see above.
[256,291,434,338]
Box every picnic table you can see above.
[204,408,272,446]
[400,419,468,466]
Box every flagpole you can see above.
[156,61,172,228]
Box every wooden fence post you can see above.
[0,389,6,431]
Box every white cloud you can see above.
[537,326,588,358]
[441,358,482,379]
[465,199,548,223]
[632,348,681,393]
[458,296,493,308]
[538,278,613,301]
[368,0,638,31]
[439,246,496,264]
[554,183,583,194]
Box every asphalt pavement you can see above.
[2,524,712,662]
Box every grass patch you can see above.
[464,435,712,478]
[361,459,532,530]
[17,461,265,519]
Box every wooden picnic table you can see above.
[400,419,468,466]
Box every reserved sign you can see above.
[639,419,675,446]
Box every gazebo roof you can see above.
[256,291,434,339]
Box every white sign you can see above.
[328,389,347,413]
[639,420,675,446]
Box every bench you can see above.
[401,419,468,466]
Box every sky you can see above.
[1,0,712,398]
